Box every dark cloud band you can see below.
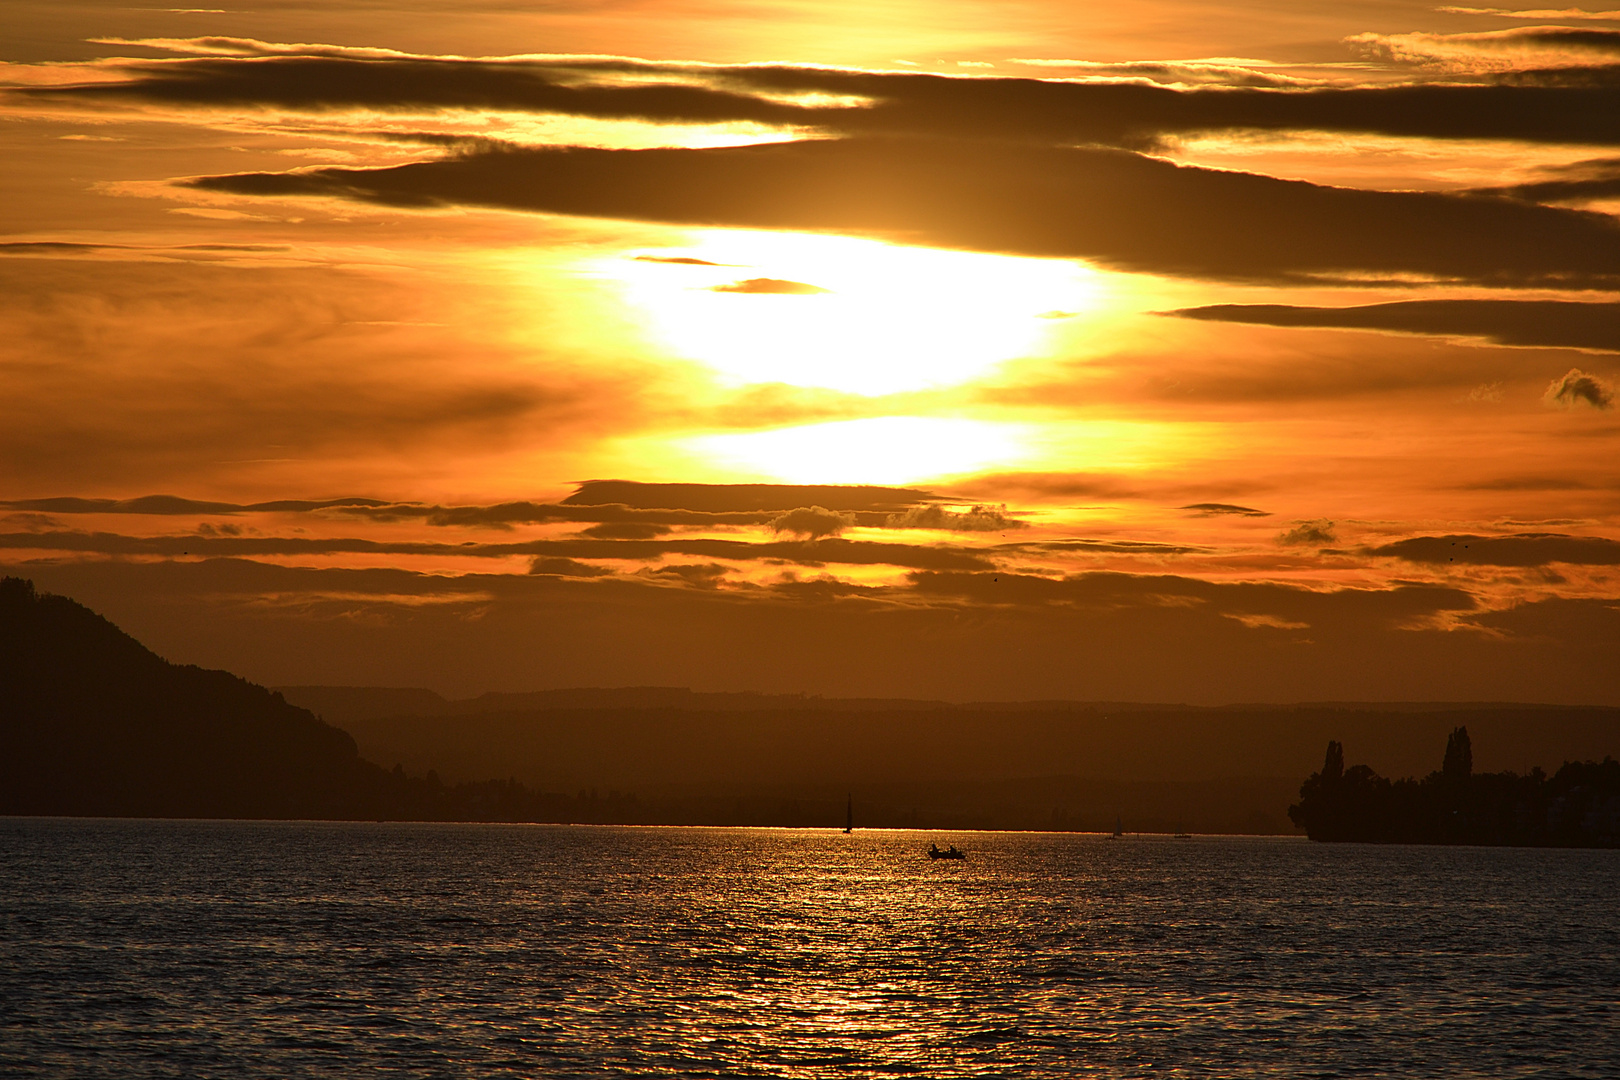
[30,50,1620,148]
[1171,299,1620,352]
[1371,533,1620,566]
[0,529,997,572]
[0,495,391,515]
[186,138,1620,286]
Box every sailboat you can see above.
[843,793,853,834]
[1112,814,1124,839]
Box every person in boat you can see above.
[929,843,940,856]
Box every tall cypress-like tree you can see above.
[1443,726,1472,781]
[1322,740,1345,782]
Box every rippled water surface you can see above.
[2,819,1618,1078]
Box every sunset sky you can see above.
[3,0,1619,703]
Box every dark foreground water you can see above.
[2,820,1617,1078]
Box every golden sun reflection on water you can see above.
[602,231,1104,396]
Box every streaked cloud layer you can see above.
[2,0,1617,703]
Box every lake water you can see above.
[2,819,1617,1078]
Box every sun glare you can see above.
[688,416,1032,485]
[602,231,1103,396]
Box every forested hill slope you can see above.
[0,576,372,818]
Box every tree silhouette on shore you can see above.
[1289,725,1620,847]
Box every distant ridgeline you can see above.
[1289,728,1620,847]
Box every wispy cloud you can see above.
[1437,7,1620,22]
[1545,367,1616,407]
[769,506,854,538]
[710,277,830,294]
[885,504,1023,531]
[1348,26,1620,72]
[1278,520,1338,546]
[1171,299,1620,352]
[1180,502,1271,517]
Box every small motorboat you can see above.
[927,844,966,860]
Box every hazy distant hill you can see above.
[280,687,1620,790]
[274,684,961,724]
[274,687,1619,835]
[283,682,1598,730]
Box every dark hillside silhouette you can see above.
[1289,726,1620,846]
[0,577,665,822]
[1,576,377,818]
